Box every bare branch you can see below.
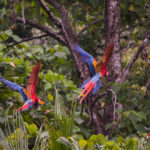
[120,23,139,33]
[107,89,117,121]
[77,18,104,37]
[47,0,78,43]
[36,0,61,28]
[3,34,49,50]
[71,3,82,7]
[46,0,60,9]
[22,0,25,28]
[119,31,150,83]
[91,92,106,107]
[47,0,90,81]
[61,23,89,80]
[15,17,66,45]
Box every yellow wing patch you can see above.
[93,58,98,68]
[23,88,27,96]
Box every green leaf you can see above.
[112,144,120,150]
[72,125,80,133]
[111,84,121,93]
[48,93,54,101]
[74,117,84,125]
[5,30,12,36]
[10,35,20,42]
[45,82,52,90]
[25,122,38,137]
[105,123,112,130]
[78,139,87,149]
[126,138,138,149]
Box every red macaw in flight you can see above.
[73,43,114,103]
[0,63,44,111]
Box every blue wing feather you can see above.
[19,89,28,101]
[88,61,96,76]
[92,80,101,94]
[81,78,91,89]
[73,44,93,60]
[0,77,28,101]
[73,44,96,75]
[0,77,22,91]
[81,72,101,94]
[17,100,33,112]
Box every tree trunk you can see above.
[105,0,121,81]
[104,0,121,136]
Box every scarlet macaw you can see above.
[0,63,44,111]
[73,43,114,103]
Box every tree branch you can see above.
[77,18,104,37]
[46,0,90,81]
[22,0,25,27]
[15,17,66,45]
[46,0,60,9]
[107,89,117,121]
[46,0,78,43]
[120,23,140,33]
[119,31,150,83]
[3,34,49,50]
[91,92,106,107]
[36,0,61,28]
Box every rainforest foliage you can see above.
[0,0,150,149]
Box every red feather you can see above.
[16,102,31,112]
[80,83,96,103]
[77,43,114,103]
[102,43,114,65]
[26,63,41,100]
[78,81,92,98]
[100,43,114,77]
[78,81,96,103]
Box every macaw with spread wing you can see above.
[73,43,114,103]
[0,63,44,111]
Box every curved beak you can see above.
[39,99,45,104]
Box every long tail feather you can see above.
[16,100,33,112]
[78,81,93,98]
[80,83,96,103]
[81,78,91,89]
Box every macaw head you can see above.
[35,96,45,105]
[32,96,44,108]
[38,99,45,105]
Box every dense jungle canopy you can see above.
[0,0,150,149]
